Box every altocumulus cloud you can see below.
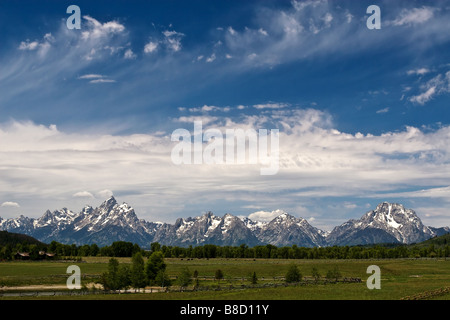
[1,202,20,208]
[1,107,450,226]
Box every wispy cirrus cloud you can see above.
[409,71,450,105]
[18,33,54,57]
[89,78,116,84]
[376,107,389,114]
[253,103,289,110]
[187,105,230,113]
[78,74,103,80]
[407,68,431,76]
[388,6,436,26]
[78,74,116,84]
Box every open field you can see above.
[0,257,449,300]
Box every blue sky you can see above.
[0,0,450,230]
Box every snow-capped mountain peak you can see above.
[0,200,447,248]
[328,202,436,245]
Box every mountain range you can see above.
[0,197,448,248]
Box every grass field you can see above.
[0,257,448,300]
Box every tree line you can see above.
[148,242,450,259]
[1,238,449,261]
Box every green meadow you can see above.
[0,257,449,300]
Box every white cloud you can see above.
[409,71,450,105]
[1,110,450,224]
[162,30,184,52]
[73,191,95,199]
[206,53,216,63]
[89,79,116,84]
[18,40,39,51]
[97,190,114,199]
[343,202,357,210]
[134,29,182,56]
[410,87,436,105]
[166,38,182,52]
[215,2,448,72]
[162,30,182,37]
[258,28,268,36]
[18,33,54,57]
[78,74,115,84]
[81,16,125,40]
[188,105,228,113]
[144,41,158,54]
[407,68,430,76]
[1,202,20,208]
[124,49,136,59]
[253,103,288,110]
[345,12,353,23]
[291,0,324,12]
[174,115,218,125]
[78,74,103,79]
[376,107,389,114]
[322,13,333,26]
[248,210,280,222]
[367,186,450,200]
[390,7,435,26]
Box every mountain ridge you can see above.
[0,197,448,248]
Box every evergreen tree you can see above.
[251,272,258,285]
[215,269,224,283]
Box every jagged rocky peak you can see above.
[100,196,118,210]
[369,202,422,226]
[81,205,94,215]
[272,210,290,220]
[328,201,435,245]
[40,209,54,220]
[275,211,302,222]
[37,207,78,225]
[374,202,408,215]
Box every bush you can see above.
[311,267,321,282]
[326,266,341,281]
[215,269,224,283]
[285,264,302,283]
